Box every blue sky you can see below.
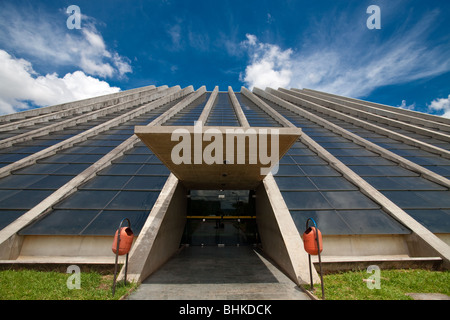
[0,0,449,117]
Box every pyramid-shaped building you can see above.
[0,85,448,286]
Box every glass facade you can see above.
[236,93,282,127]
[302,108,450,178]
[1,97,184,231]
[205,92,240,126]
[0,87,448,243]
[260,94,450,234]
[18,93,208,236]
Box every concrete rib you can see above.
[0,85,171,149]
[0,85,160,132]
[259,87,450,188]
[241,87,294,128]
[240,87,320,286]
[197,86,219,124]
[268,88,450,162]
[280,88,450,144]
[0,86,180,178]
[302,88,450,126]
[228,86,250,127]
[295,88,450,134]
[0,84,156,124]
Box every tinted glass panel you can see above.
[291,210,352,234]
[0,210,25,230]
[274,165,305,176]
[300,166,341,176]
[81,210,149,235]
[290,209,410,235]
[337,210,409,234]
[124,176,168,190]
[322,191,380,209]
[364,176,446,191]
[80,176,131,190]
[281,191,332,210]
[405,209,450,233]
[55,190,118,209]
[275,176,316,190]
[381,191,450,209]
[309,177,358,191]
[105,191,159,210]
[0,190,54,209]
[19,210,99,235]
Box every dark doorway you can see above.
[181,190,259,246]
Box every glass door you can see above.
[181,190,258,246]
[182,217,258,246]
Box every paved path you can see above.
[127,246,311,300]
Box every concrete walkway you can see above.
[127,246,311,300]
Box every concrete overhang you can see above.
[135,125,302,190]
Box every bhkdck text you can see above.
[179,304,272,317]
[224,305,272,315]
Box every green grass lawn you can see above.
[312,269,450,300]
[1,267,449,300]
[0,269,137,300]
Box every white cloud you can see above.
[0,5,132,79]
[167,24,183,50]
[240,34,293,90]
[0,50,120,115]
[240,10,450,99]
[397,100,416,111]
[428,95,450,119]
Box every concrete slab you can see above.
[406,293,450,300]
[134,125,301,190]
[126,246,311,300]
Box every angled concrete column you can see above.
[241,86,294,128]
[197,86,219,123]
[256,174,320,286]
[118,174,187,283]
[149,86,206,126]
[240,87,320,285]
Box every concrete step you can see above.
[127,246,312,300]
[310,255,443,273]
[0,256,126,272]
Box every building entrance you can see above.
[181,190,259,246]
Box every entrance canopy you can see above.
[135,125,302,190]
